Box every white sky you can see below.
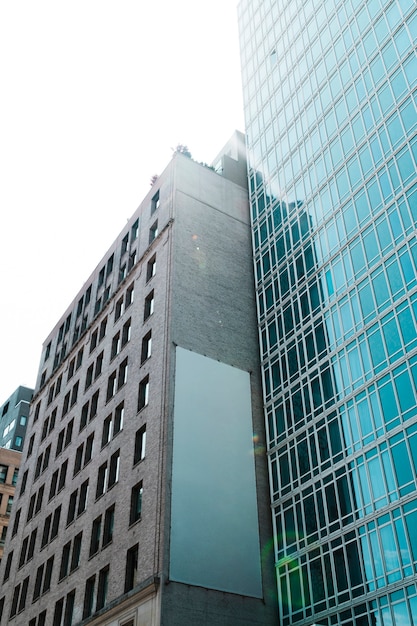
[0,1,245,400]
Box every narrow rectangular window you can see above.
[118,358,128,389]
[141,330,152,363]
[115,296,124,322]
[67,490,77,525]
[125,544,138,592]
[33,565,44,601]
[18,576,29,612]
[53,599,64,626]
[125,283,134,307]
[144,291,154,321]
[96,565,109,611]
[95,351,104,378]
[84,433,94,465]
[83,575,96,619]
[131,219,139,241]
[57,462,67,492]
[41,514,52,548]
[56,429,65,457]
[146,254,156,281]
[89,516,102,557]
[103,504,115,546]
[59,542,71,580]
[70,532,82,571]
[129,482,143,525]
[90,329,98,353]
[122,318,131,346]
[90,390,99,419]
[151,189,160,213]
[12,508,21,536]
[27,528,37,560]
[111,332,121,359]
[80,401,89,431]
[99,317,107,341]
[85,364,94,390]
[3,550,13,582]
[64,590,75,626]
[134,426,146,464]
[114,402,124,435]
[68,358,76,381]
[35,484,45,514]
[64,419,74,447]
[42,556,54,593]
[149,220,158,243]
[138,375,149,411]
[106,371,117,401]
[77,479,89,515]
[51,505,61,540]
[73,444,84,476]
[108,450,120,487]
[102,414,112,447]
[96,463,107,498]
[70,382,79,407]
[49,469,59,500]
[62,392,70,417]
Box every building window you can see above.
[85,433,94,465]
[141,330,152,363]
[118,358,128,389]
[144,291,154,321]
[96,463,107,499]
[59,542,71,580]
[101,414,112,448]
[0,465,8,484]
[149,220,158,243]
[114,402,124,435]
[73,444,83,476]
[134,426,146,464]
[115,296,124,322]
[125,283,134,308]
[3,550,13,582]
[12,508,21,537]
[85,364,94,390]
[51,505,61,540]
[138,376,149,411]
[128,250,136,271]
[103,504,115,546]
[96,566,109,611]
[146,254,156,281]
[78,480,89,515]
[83,575,96,619]
[71,533,82,572]
[131,218,139,241]
[119,263,127,284]
[121,233,129,256]
[151,189,160,213]
[108,450,120,488]
[90,390,100,420]
[106,371,117,402]
[125,544,138,592]
[130,482,143,525]
[89,516,101,557]
[99,317,107,341]
[6,495,13,514]
[90,329,98,353]
[95,352,104,378]
[111,332,121,359]
[28,434,36,457]
[122,318,131,346]
[107,254,114,276]
[20,470,28,495]
[80,402,89,431]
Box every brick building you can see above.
[0,133,277,626]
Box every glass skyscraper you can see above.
[238,0,417,624]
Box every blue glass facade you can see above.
[238,0,417,624]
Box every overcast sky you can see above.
[0,1,245,400]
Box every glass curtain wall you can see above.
[238,0,417,624]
